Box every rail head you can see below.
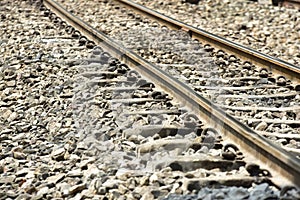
[44,0,300,188]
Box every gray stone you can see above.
[69,154,80,162]
[151,189,169,198]
[13,151,26,159]
[6,189,18,198]
[103,179,120,189]
[81,189,94,199]
[96,186,106,195]
[15,194,32,200]
[67,169,83,177]
[139,176,149,186]
[84,164,101,180]
[58,182,71,197]
[69,193,82,200]
[7,112,18,122]
[141,191,154,200]
[46,174,65,185]
[80,157,96,169]
[228,187,249,199]
[6,80,16,87]
[0,175,16,184]
[115,169,133,181]
[51,148,66,161]
[149,174,159,183]
[77,142,88,150]
[255,121,268,131]
[16,168,30,177]
[1,109,12,121]
[118,184,128,194]
[109,189,121,199]
[69,183,86,195]
[34,186,49,199]
[254,183,269,192]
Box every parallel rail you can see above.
[44,0,300,188]
[115,0,300,84]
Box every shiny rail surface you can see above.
[43,0,300,188]
[115,0,300,84]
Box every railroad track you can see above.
[131,0,300,67]
[1,0,297,198]
[115,0,300,82]
[109,0,300,156]
[49,0,300,155]
[41,0,300,193]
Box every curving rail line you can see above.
[43,0,300,188]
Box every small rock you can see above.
[152,189,169,198]
[53,163,66,172]
[134,186,149,197]
[1,109,12,121]
[103,179,120,189]
[15,194,32,200]
[141,191,154,200]
[16,168,30,177]
[139,176,149,186]
[24,185,37,195]
[115,169,132,181]
[69,154,80,162]
[96,186,106,195]
[7,190,18,199]
[0,175,15,184]
[77,142,87,150]
[84,164,101,180]
[80,157,96,169]
[263,30,271,36]
[7,112,18,122]
[81,189,94,199]
[67,169,83,177]
[13,151,26,159]
[109,189,121,199]
[149,174,158,183]
[228,187,249,199]
[255,121,268,131]
[25,171,35,179]
[69,183,86,195]
[69,193,82,200]
[118,184,128,194]
[12,147,26,159]
[46,174,65,185]
[253,183,269,192]
[58,182,71,197]
[51,148,66,161]
[198,146,209,154]
[35,186,49,199]
[6,80,16,87]
[0,129,14,134]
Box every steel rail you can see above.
[43,0,300,188]
[115,0,300,83]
